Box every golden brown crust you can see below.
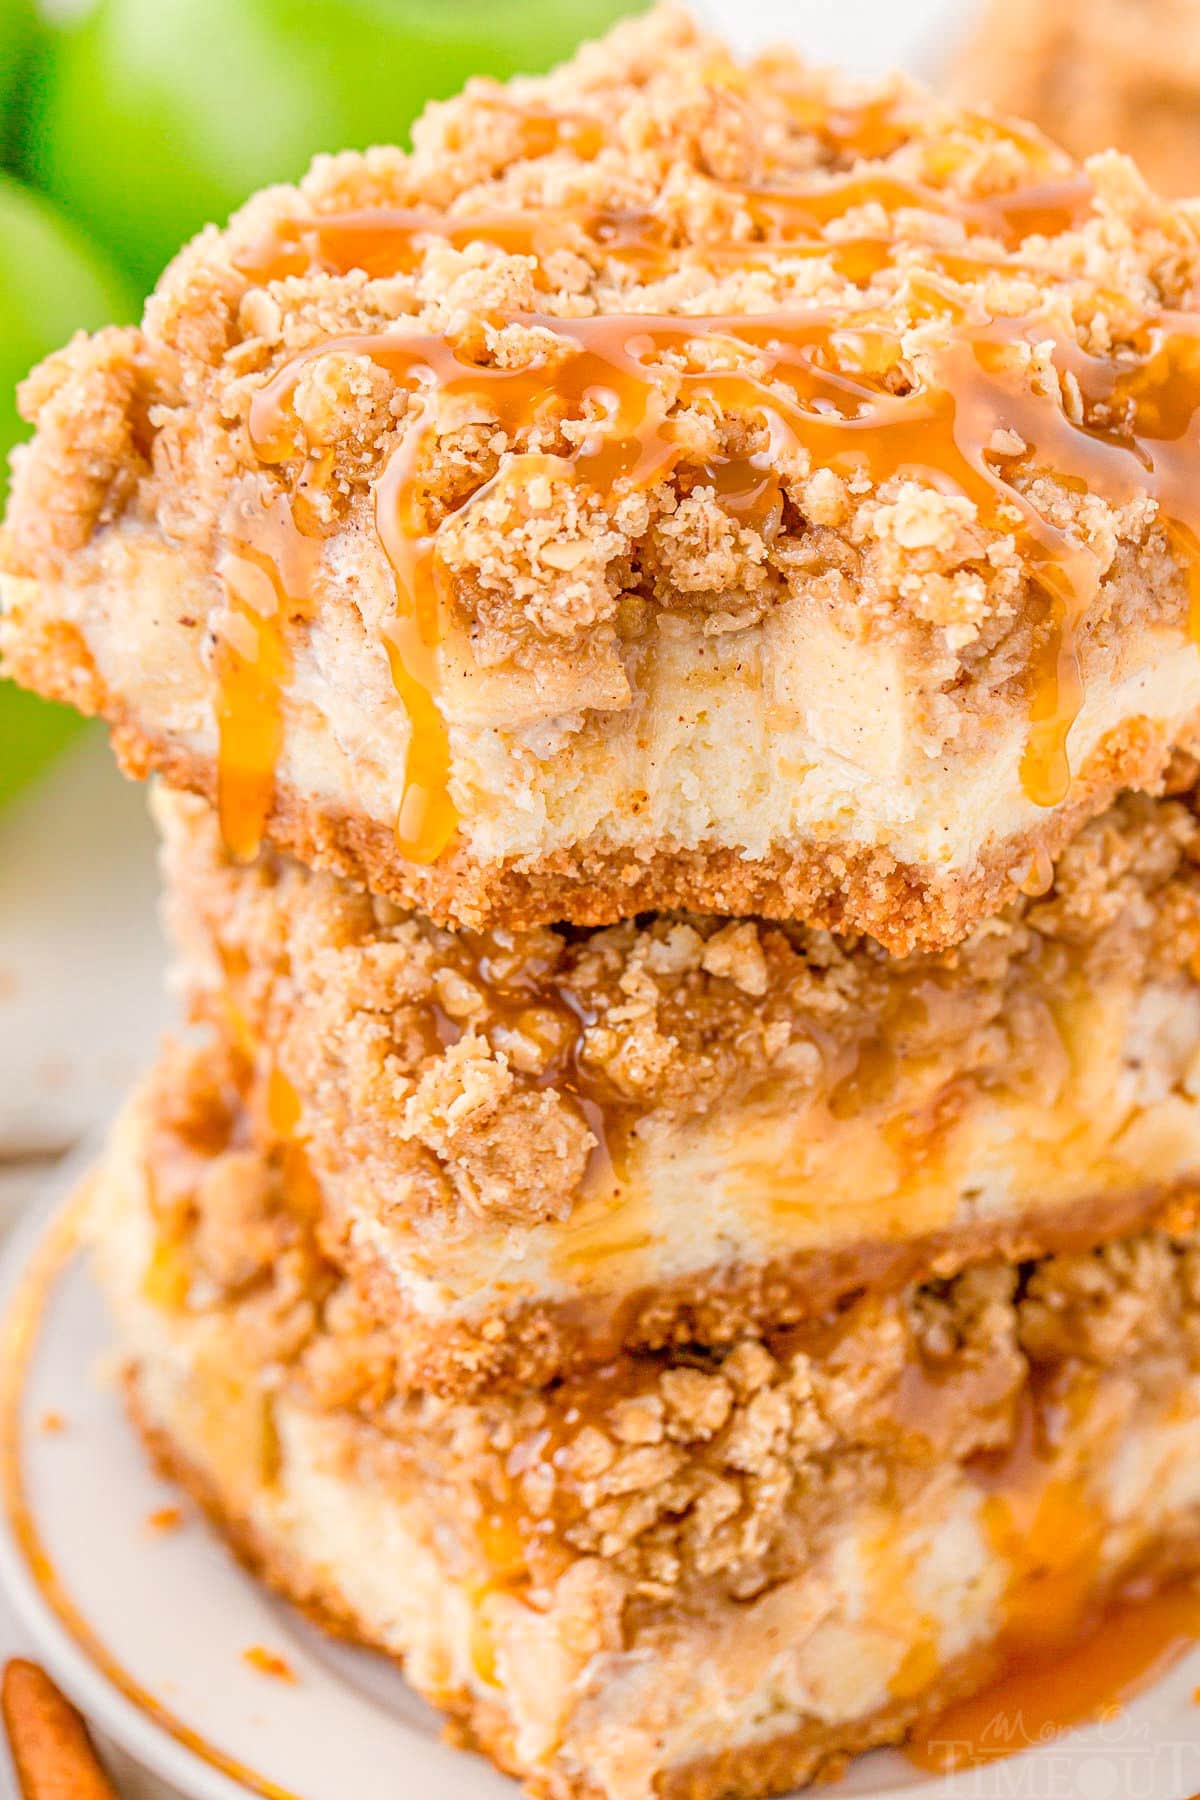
[9,540,1200,948]
[128,1196,1200,1587]
[150,783,1200,1391]
[159,769,1200,1220]
[325,1180,1200,1394]
[121,707,1200,950]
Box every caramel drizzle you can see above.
[235,54,1091,302]
[236,169,1093,290]
[237,208,927,294]
[234,85,1091,290]
[909,1380,1200,1770]
[774,84,1072,172]
[731,169,1091,246]
[510,106,606,162]
[908,1577,1200,1771]
[221,73,1119,862]
[237,297,1200,861]
[428,927,623,1196]
[778,89,920,163]
[214,495,322,862]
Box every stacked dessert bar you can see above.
[950,0,1200,200]
[8,7,1200,1794]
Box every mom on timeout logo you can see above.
[915,1702,1200,1798]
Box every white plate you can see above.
[3,1166,1200,1800]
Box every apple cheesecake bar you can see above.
[92,1043,1200,1800]
[8,8,1200,948]
[158,777,1200,1394]
[949,0,1200,200]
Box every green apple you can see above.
[0,0,35,162]
[26,0,644,291]
[0,173,136,479]
[0,0,30,65]
[0,174,136,807]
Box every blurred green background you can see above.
[0,0,641,807]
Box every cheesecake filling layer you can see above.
[5,564,1200,877]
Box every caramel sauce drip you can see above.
[234,83,1090,286]
[214,495,322,863]
[236,206,1061,300]
[473,1355,649,1588]
[778,84,1074,174]
[427,926,625,1198]
[260,1064,325,1227]
[780,90,918,163]
[908,1577,1200,1771]
[974,1389,1106,1650]
[470,1297,1016,1599]
[265,1063,303,1138]
[241,270,1200,859]
[904,1376,1200,1772]
[701,456,785,539]
[733,169,1091,247]
[1014,841,1055,897]
[511,106,606,162]
[237,165,1093,289]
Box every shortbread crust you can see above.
[159,782,1200,1391]
[9,9,1200,943]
